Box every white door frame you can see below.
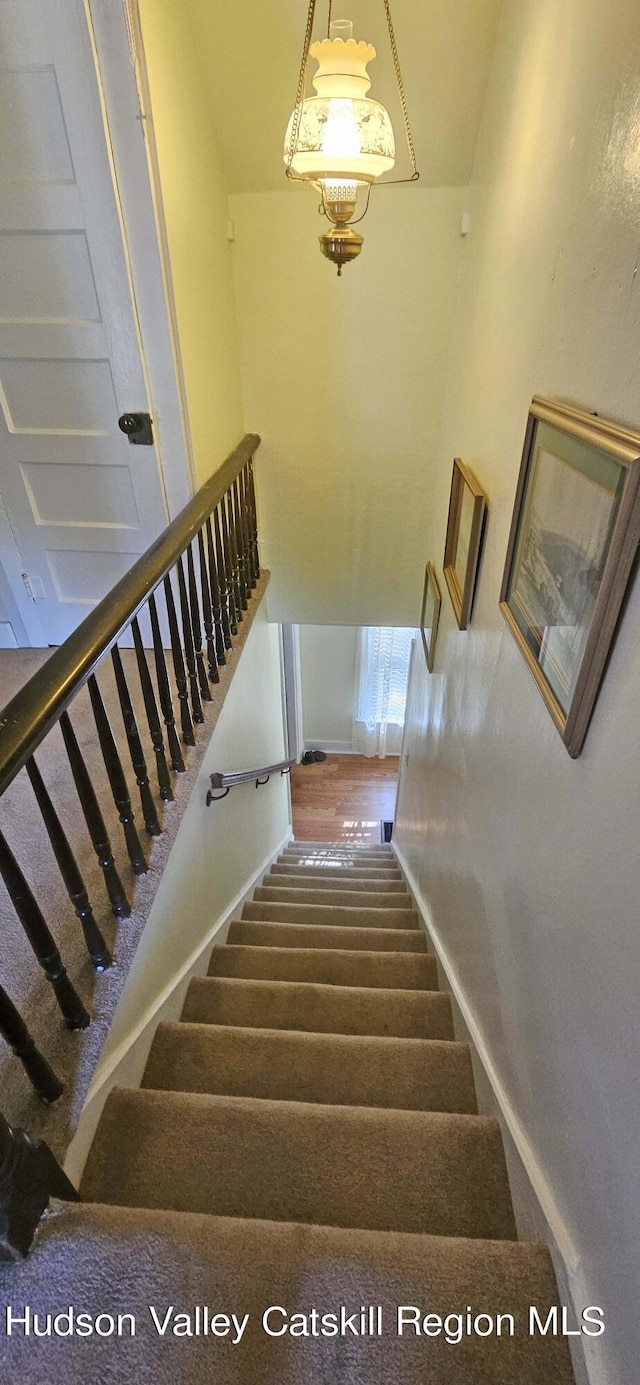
[281,624,304,763]
[85,0,196,517]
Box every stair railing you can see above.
[0,433,261,1107]
[206,758,295,802]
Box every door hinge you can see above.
[22,573,45,602]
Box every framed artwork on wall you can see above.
[420,562,441,672]
[443,458,487,629]
[499,395,640,758]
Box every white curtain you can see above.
[352,627,415,758]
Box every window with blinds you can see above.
[353,626,416,757]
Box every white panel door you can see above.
[0,0,170,645]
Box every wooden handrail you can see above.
[0,425,265,1238]
[0,434,260,797]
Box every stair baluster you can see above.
[231,477,249,609]
[246,457,260,581]
[0,829,90,1030]
[0,985,63,1102]
[240,465,257,589]
[224,488,243,620]
[217,501,238,635]
[163,574,195,746]
[0,1113,77,1260]
[196,528,219,684]
[174,558,203,725]
[204,517,226,666]
[25,757,112,971]
[148,593,185,771]
[212,510,233,650]
[238,468,254,593]
[131,615,174,800]
[111,646,162,836]
[60,711,130,918]
[87,676,148,875]
[186,542,211,700]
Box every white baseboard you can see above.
[392,839,602,1385]
[304,739,356,754]
[63,826,293,1186]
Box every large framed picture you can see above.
[420,562,441,672]
[500,396,640,757]
[443,458,487,629]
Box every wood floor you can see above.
[290,754,398,843]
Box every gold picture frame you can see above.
[443,458,487,629]
[499,396,640,758]
[420,562,441,672]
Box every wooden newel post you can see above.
[0,1113,78,1261]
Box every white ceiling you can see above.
[188,0,504,193]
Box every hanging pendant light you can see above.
[284,3,419,274]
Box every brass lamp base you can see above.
[319,225,364,275]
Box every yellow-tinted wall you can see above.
[229,186,465,626]
[299,625,358,750]
[395,3,640,1381]
[138,0,244,484]
[91,597,290,1081]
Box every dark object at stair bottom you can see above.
[301,750,327,765]
[381,820,394,843]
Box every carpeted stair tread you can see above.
[182,975,453,1037]
[228,918,428,952]
[143,1022,477,1112]
[272,860,402,879]
[49,837,574,1384]
[279,855,397,871]
[279,842,396,853]
[10,1202,574,1384]
[280,845,396,859]
[267,869,407,892]
[242,900,420,929]
[208,943,438,989]
[255,884,414,908]
[81,1088,517,1239]
[287,840,394,854]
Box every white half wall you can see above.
[299,625,358,749]
[85,600,290,1099]
[394,3,640,1383]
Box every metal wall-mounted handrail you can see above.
[206,758,295,803]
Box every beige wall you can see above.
[230,186,465,626]
[92,599,290,1080]
[299,625,358,748]
[394,3,640,1383]
[138,0,244,485]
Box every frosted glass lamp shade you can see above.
[284,36,395,185]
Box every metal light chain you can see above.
[286,0,318,178]
[382,0,419,180]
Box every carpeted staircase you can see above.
[5,841,576,1383]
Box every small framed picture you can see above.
[500,395,640,757]
[443,458,487,629]
[420,562,441,672]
